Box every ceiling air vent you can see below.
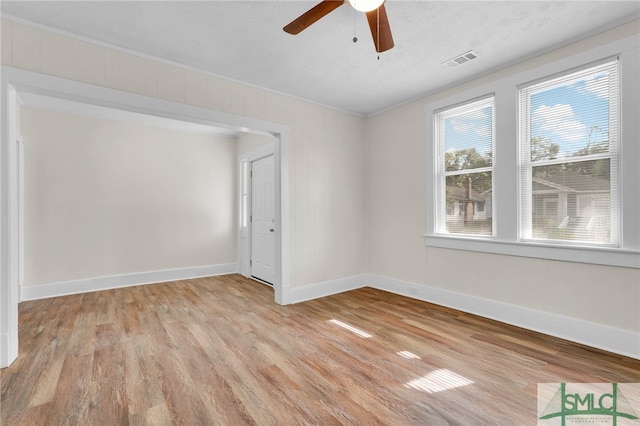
[443,50,478,67]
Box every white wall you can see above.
[236,132,274,156]
[366,21,640,334]
[1,18,367,290]
[21,107,237,286]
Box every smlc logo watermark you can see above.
[538,383,640,425]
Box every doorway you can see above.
[236,138,279,287]
[1,67,290,368]
[250,154,275,285]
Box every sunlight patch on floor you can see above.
[397,350,421,360]
[405,369,474,393]
[328,319,373,338]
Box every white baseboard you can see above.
[363,273,640,360]
[21,263,237,301]
[287,274,366,304]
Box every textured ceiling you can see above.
[2,1,639,116]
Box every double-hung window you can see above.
[435,96,495,237]
[519,60,619,246]
[426,35,639,268]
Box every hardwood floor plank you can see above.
[160,319,247,423]
[66,312,97,358]
[26,305,77,408]
[122,338,149,417]
[129,335,167,412]
[85,376,129,425]
[143,403,172,426]
[2,275,639,425]
[46,353,93,425]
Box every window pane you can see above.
[442,104,493,171]
[437,96,494,237]
[528,64,615,161]
[531,159,611,243]
[445,172,492,236]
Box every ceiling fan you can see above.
[283,0,394,53]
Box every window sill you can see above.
[424,234,640,269]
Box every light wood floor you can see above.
[2,274,638,425]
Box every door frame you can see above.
[237,143,276,284]
[1,66,291,368]
[16,135,24,291]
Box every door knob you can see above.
[270,228,275,232]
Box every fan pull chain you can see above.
[353,7,358,43]
[377,8,380,60]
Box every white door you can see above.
[251,155,275,284]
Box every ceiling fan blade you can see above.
[366,4,394,53]
[283,0,345,35]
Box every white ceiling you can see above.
[2,1,639,116]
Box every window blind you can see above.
[436,96,495,236]
[519,59,619,245]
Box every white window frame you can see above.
[434,95,495,238]
[425,34,639,269]
[518,59,619,247]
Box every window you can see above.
[425,35,639,268]
[435,97,494,237]
[519,60,619,246]
[241,161,249,228]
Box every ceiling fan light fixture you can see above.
[348,0,385,13]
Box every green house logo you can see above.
[538,383,639,425]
